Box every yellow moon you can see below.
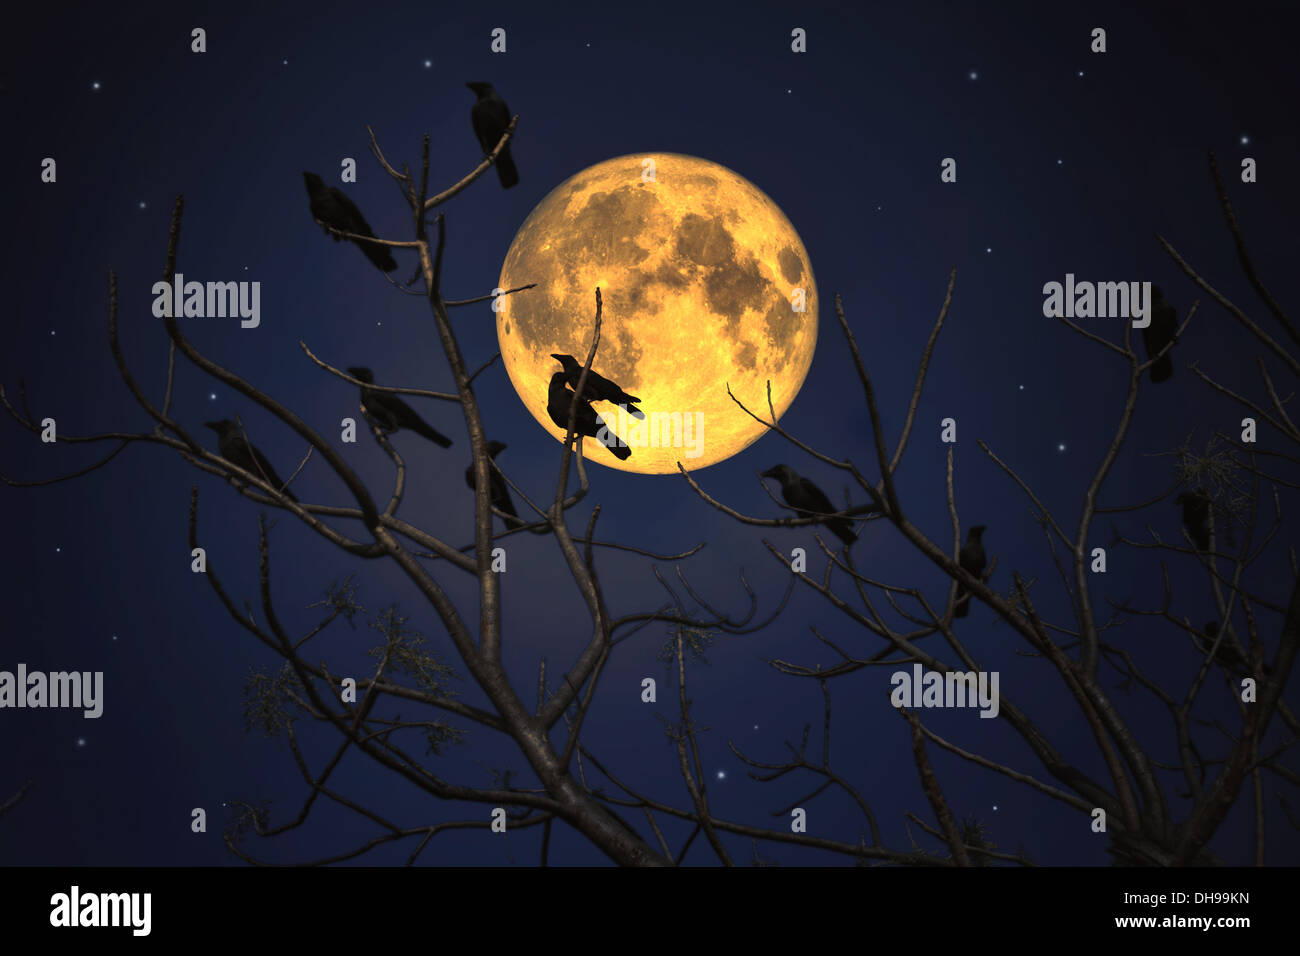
[496,153,818,474]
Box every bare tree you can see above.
[674,150,1298,867]
[4,106,1294,868]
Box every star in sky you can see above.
[138,201,146,209]
[1057,442,1066,452]
[423,59,432,68]
[1240,134,1250,145]
[208,392,217,401]
[50,330,56,336]
[76,737,87,748]
[1077,70,1084,77]
[716,770,726,781]
[91,81,101,90]
[112,634,118,641]
[985,246,992,254]
[1056,158,1063,165]
[282,59,289,66]
[968,69,978,81]
[1019,384,1025,390]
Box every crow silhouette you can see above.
[1142,285,1178,384]
[205,419,298,502]
[464,440,527,530]
[467,82,519,189]
[546,372,631,460]
[303,172,397,273]
[347,367,452,447]
[760,464,856,546]
[1176,489,1211,551]
[954,525,988,618]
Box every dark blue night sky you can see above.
[2,0,1297,870]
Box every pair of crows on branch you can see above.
[546,354,641,462]
[302,82,517,274]
[345,368,534,531]
[205,369,526,531]
[203,366,452,502]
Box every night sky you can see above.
[3,1,1298,869]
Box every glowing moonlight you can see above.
[497,153,817,473]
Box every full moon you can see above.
[496,153,818,474]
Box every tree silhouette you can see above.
[673,150,1297,867]
[3,94,1294,870]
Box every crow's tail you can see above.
[411,418,453,447]
[496,146,519,189]
[498,489,526,529]
[359,239,398,273]
[953,586,971,618]
[826,518,857,546]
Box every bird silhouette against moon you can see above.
[497,153,818,473]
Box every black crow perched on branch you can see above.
[954,525,988,618]
[1142,285,1178,384]
[347,367,452,447]
[551,353,645,419]
[205,420,298,502]
[546,372,631,460]
[760,464,857,546]
[464,440,526,530]
[1176,489,1211,551]
[303,172,398,273]
[467,82,519,189]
